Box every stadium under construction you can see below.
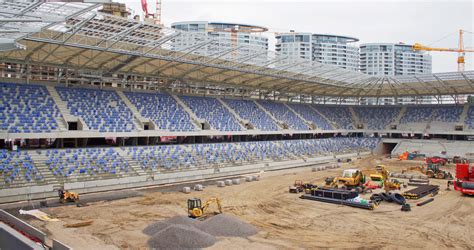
[0,1,473,249]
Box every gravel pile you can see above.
[144,214,258,248]
[147,224,216,249]
[198,214,259,237]
[143,216,196,236]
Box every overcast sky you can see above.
[117,0,473,73]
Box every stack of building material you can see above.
[402,185,439,200]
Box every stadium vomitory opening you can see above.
[0,0,473,249]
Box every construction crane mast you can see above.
[141,0,161,25]
[413,29,474,72]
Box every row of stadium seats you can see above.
[56,87,136,132]
[40,148,131,179]
[124,91,196,132]
[257,100,309,130]
[288,103,334,130]
[180,95,243,131]
[1,82,474,133]
[315,106,355,129]
[223,99,280,131]
[0,82,60,133]
[466,106,474,129]
[123,137,379,172]
[0,137,379,187]
[354,106,401,130]
[0,150,43,186]
[400,106,463,124]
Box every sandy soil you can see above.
[26,156,474,249]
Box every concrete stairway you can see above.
[116,90,144,131]
[46,86,71,131]
[308,106,337,129]
[253,100,285,129]
[216,98,247,130]
[390,106,407,129]
[116,148,147,176]
[171,94,203,130]
[348,107,361,128]
[29,151,59,185]
[284,103,315,129]
[459,103,470,125]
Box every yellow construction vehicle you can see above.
[402,164,453,179]
[325,169,365,192]
[58,189,79,203]
[187,197,222,219]
[375,165,402,192]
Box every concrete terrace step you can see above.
[308,106,337,129]
[116,148,147,176]
[216,98,247,130]
[348,107,361,128]
[171,94,203,130]
[116,90,144,131]
[253,100,284,130]
[46,86,69,131]
[391,106,407,129]
[284,103,315,129]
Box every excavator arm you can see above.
[202,198,223,214]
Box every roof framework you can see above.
[0,0,473,97]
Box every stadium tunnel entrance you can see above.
[381,142,397,155]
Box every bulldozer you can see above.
[187,197,222,219]
[402,163,453,179]
[58,189,79,203]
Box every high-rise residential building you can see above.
[360,43,433,105]
[275,32,359,71]
[171,21,268,64]
[360,43,432,76]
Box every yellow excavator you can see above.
[375,165,402,192]
[58,189,79,203]
[187,197,222,219]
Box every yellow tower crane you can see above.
[412,29,474,72]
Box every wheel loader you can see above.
[58,189,79,203]
[402,164,453,179]
[187,197,222,219]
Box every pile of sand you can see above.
[144,214,258,248]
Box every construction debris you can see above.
[19,209,60,222]
[417,198,435,206]
[64,220,93,228]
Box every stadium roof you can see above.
[1,1,473,98]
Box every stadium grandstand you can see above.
[0,0,473,206]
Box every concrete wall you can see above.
[0,223,44,250]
